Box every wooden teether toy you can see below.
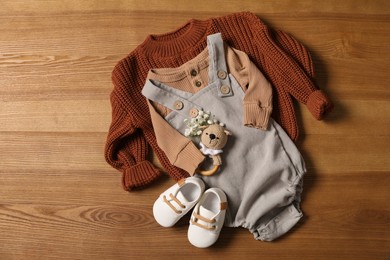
[196,124,231,176]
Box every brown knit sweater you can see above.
[105,12,333,191]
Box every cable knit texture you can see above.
[105,12,333,190]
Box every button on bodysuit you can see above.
[142,33,306,241]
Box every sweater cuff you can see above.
[306,90,334,120]
[174,141,205,176]
[243,102,272,130]
[122,161,162,191]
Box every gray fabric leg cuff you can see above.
[253,204,303,241]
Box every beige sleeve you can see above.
[147,100,205,175]
[227,47,273,130]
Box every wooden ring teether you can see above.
[196,165,220,176]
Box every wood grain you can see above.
[1,0,389,259]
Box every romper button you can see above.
[189,108,199,118]
[174,100,184,110]
[190,69,197,77]
[217,70,227,79]
[220,85,231,94]
[195,80,202,87]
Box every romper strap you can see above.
[207,33,233,97]
[142,79,203,118]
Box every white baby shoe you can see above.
[188,188,227,248]
[153,177,205,227]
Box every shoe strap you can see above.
[163,193,185,214]
[191,212,216,230]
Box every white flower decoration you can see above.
[183,109,225,137]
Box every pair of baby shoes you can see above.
[153,177,227,248]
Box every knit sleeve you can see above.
[104,91,162,190]
[270,28,315,79]
[242,56,273,130]
[245,13,333,120]
[147,100,205,175]
[227,47,272,130]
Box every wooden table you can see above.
[1,1,389,259]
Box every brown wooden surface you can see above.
[1,1,389,259]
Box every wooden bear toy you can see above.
[197,124,231,176]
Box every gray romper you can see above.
[142,33,306,241]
